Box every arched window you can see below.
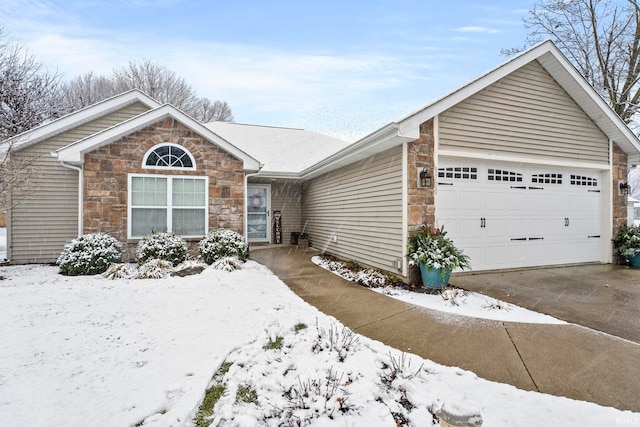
[143,143,196,170]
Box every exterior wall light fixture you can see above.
[419,168,432,188]
[620,181,631,195]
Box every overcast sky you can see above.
[0,0,534,141]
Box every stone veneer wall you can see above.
[612,142,629,264]
[83,118,245,260]
[406,119,436,283]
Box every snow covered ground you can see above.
[0,262,637,426]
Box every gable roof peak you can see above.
[6,89,161,151]
[55,103,261,172]
[392,39,640,162]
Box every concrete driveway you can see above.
[451,264,640,344]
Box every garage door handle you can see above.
[528,186,544,190]
[438,182,454,186]
[511,237,527,241]
[528,237,544,241]
[588,235,601,238]
[510,186,526,189]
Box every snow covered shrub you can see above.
[312,320,360,362]
[198,228,248,264]
[103,263,134,280]
[440,288,468,306]
[482,298,511,311]
[136,259,174,279]
[211,256,244,272]
[135,231,188,266]
[57,232,122,276]
[313,255,395,288]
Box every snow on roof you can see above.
[204,121,350,175]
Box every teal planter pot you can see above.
[419,264,451,290]
[629,253,640,268]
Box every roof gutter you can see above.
[299,123,417,180]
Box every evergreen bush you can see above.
[198,228,248,265]
[57,232,122,276]
[135,231,188,266]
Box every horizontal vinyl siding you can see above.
[10,140,79,263]
[9,102,151,263]
[302,146,403,272]
[54,102,151,147]
[439,60,609,164]
[270,181,302,244]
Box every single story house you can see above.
[5,40,640,281]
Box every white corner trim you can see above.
[401,141,408,277]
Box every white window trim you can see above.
[127,173,209,239]
[142,142,197,171]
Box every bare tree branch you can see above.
[0,27,63,211]
[194,98,234,122]
[62,59,234,122]
[506,0,640,123]
[0,29,65,139]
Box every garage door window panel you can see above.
[438,167,478,180]
[532,173,562,184]
[487,169,523,182]
[570,174,598,187]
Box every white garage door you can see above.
[437,158,603,271]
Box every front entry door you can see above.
[247,185,271,243]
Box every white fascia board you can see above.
[299,123,416,180]
[8,89,161,151]
[56,105,261,171]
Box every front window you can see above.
[143,143,196,170]
[129,174,208,238]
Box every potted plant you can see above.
[406,225,471,289]
[613,224,640,268]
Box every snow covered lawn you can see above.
[0,262,637,426]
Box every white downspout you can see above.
[59,161,83,237]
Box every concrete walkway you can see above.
[250,246,640,412]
